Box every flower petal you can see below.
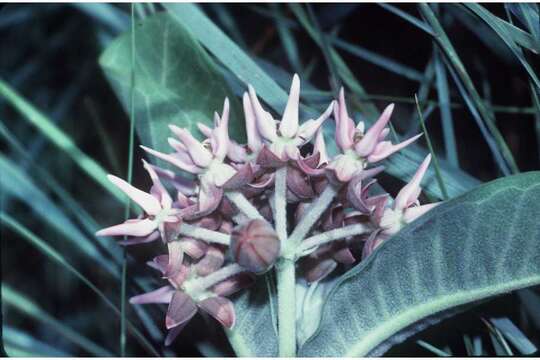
[296,100,333,142]
[366,133,422,163]
[195,246,225,276]
[164,323,188,346]
[142,159,172,209]
[107,175,161,215]
[394,154,431,211]
[210,272,255,297]
[169,125,213,168]
[118,230,160,246]
[96,218,156,238]
[165,291,198,329]
[141,145,203,174]
[165,241,184,278]
[198,296,236,328]
[129,286,175,304]
[279,74,300,138]
[248,85,277,141]
[243,92,263,152]
[354,103,395,157]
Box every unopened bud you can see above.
[230,219,280,274]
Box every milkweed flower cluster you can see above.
[97,74,440,345]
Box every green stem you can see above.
[274,167,288,246]
[297,224,370,257]
[178,223,231,245]
[226,191,264,220]
[276,258,296,357]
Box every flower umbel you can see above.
[96,75,440,346]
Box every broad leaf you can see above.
[301,171,540,356]
[99,12,244,166]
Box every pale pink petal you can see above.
[394,154,431,211]
[279,74,300,138]
[167,137,187,152]
[367,133,422,163]
[248,85,277,141]
[142,159,172,209]
[107,175,161,215]
[355,103,395,157]
[141,146,203,174]
[211,98,230,161]
[195,246,225,276]
[169,125,213,168]
[197,123,212,138]
[164,323,188,346]
[118,230,160,246]
[96,218,156,238]
[313,127,328,165]
[243,92,263,152]
[198,296,236,328]
[211,272,255,297]
[403,202,440,223]
[181,238,208,259]
[296,100,334,142]
[129,285,175,304]
[165,241,184,278]
[165,291,198,329]
[334,88,355,150]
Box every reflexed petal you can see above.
[159,218,183,243]
[147,254,168,274]
[165,291,198,329]
[212,98,231,161]
[107,175,161,215]
[304,258,337,283]
[366,133,422,163]
[118,231,160,246]
[198,296,236,328]
[287,168,314,200]
[256,146,286,168]
[198,176,223,214]
[355,103,395,157]
[96,218,156,238]
[195,246,225,276]
[181,238,208,259]
[211,272,255,297]
[333,245,356,264]
[279,74,300,138]
[243,92,263,152]
[165,241,184,278]
[129,286,175,304]
[222,163,254,190]
[394,154,431,211]
[164,323,188,346]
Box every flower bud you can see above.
[230,219,280,274]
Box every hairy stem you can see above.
[274,166,288,246]
[276,258,296,357]
[288,185,339,247]
[178,223,231,245]
[226,191,265,220]
[297,224,370,257]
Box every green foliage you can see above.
[301,171,540,356]
[99,11,244,166]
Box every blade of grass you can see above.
[2,285,113,356]
[0,213,160,356]
[417,340,451,357]
[433,49,458,167]
[405,59,434,137]
[419,3,519,175]
[72,3,128,34]
[270,4,303,75]
[0,78,129,205]
[415,94,449,199]
[491,317,537,355]
[530,83,540,164]
[0,153,119,276]
[3,326,71,357]
[378,3,434,35]
[330,37,425,82]
[208,4,248,50]
[464,4,540,91]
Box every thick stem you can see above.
[274,167,288,246]
[276,258,296,357]
[297,224,370,258]
[288,185,339,247]
[226,191,265,220]
[178,223,230,245]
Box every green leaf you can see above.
[300,171,540,356]
[99,11,244,166]
[3,326,72,357]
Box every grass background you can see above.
[1,3,539,356]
